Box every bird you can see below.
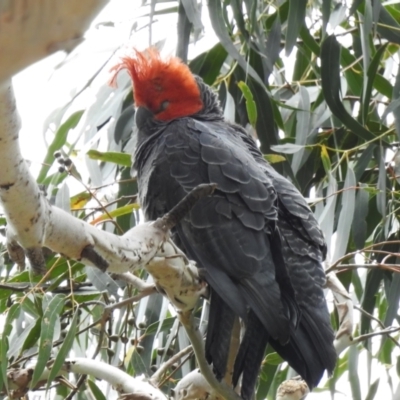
[112,48,337,400]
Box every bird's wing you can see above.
[159,118,298,333]
[232,125,337,386]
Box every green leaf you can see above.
[365,378,380,400]
[189,45,228,86]
[379,337,394,364]
[361,269,383,334]
[374,74,392,99]
[144,316,176,336]
[130,347,148,376]
[291,87,310,174]
[354,143,376,181]
[320,145,331,174]
[87,379,107,400]
[116,167,137,232]
[285,0,307,56]
[271,143,304,154]
[46,306,80,389]
[265,14,282,77]
[31,294,65,388]
[322,0,331,34]
[181,0,203,36]
[0,303,20,392]
[264,352,283,365]
[382,97,400,121]
[237,81,257,127]
[292,42,312,82]
[21,318,42,354]
[37,110,84,183]
[393,63,400,141]
[377,4,400,45]
[257,346,279,400]
[300,25,320,55]
[384,270,400,327]
[352,185,369,249]
[207,1,264,86]
[230,0,249,43]
[350,0,363,15]
[8,317,38,358]
[91,203,140,224]
[377,149,386,217]
[321,36,374,141]
[87,150,131,167]
[264,154,286,164]
[348,344,361,400]
[333,166,356,261]
[341,47,363,96]
[362,44,388,123]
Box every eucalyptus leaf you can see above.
[46,306,80,389]
[271,143,305,154]
[321,36,375,141]
[285,0,307,56]
[333,166,356,261]
[31,294,65,388]
[207,1,264,86]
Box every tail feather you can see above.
[205,290,236,380]
[269,306,336,389]
[233,310,269,400]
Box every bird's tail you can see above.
[205,290,236,380]
[232,310,269,400]
[269,303,337,389]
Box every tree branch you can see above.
[178,311,242,400]
[0,80,221,398]
[0,0,108,84]
[6,358,167,399]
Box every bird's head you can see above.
[111,48,204,121]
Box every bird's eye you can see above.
[159,100,169,111]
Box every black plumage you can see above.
[133,76,336,399]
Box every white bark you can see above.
[65,358,167,399]
[326,272,354,354]
[7,358,167,399]
[0,87,166,272]
[0,84,206,307]
[173,369,223,400]
[276,379,309,400]
[0,0,108,84]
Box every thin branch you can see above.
[113,272,155,292]
[150,345,193,386]
[224,317,241,386]
[332,263,400,274]
[353,327,400,344]
[178,311,242,400]
[153,184,217,232]
[353,305,400,349]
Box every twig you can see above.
[157,352,194,388]
[326,273,354,354]
[353,305,400,348]
[178,311,242,400]
[352,327,400,344]
[91,288,158,360]
[224,317,241,385]
[112,272,155,292]
[153,184,217,231]
[64,374,86,400]
[331,263,400,273]
[150,345,193,386]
